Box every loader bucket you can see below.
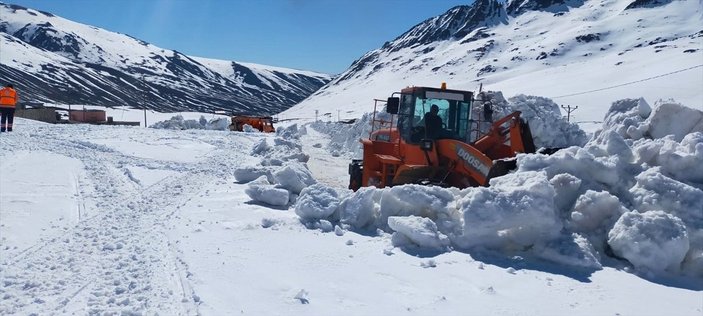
[485,158,518,183]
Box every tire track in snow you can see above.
[1,129,196,314]
[0,125,259,315]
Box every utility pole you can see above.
[315,110,319,122]
[141,75,148,127]
[561,104,578,123]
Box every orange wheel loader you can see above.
[229,115,276,133]
[348,84,536,191]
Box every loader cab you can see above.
[391,87,473,144]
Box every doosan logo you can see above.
[456,145,490,176]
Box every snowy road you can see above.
[0,119,701,315]
[0,120,262,314]
[300,125,351,190]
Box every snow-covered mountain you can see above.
[283,0,702,126]
[0,3,331,114]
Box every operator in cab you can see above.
[424,104,443,139]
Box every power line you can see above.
[551,64,703,99]
[574,120,603,124]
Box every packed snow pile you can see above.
[293,98,703,277]
[475,91,589,148]
[295,184,342,221]
[608,210,690,272]
[309,112,383,158]
[509,94,589,147]
[388,216,451,251]
[150,114,230,130]
[454,171,563,251]
[236,124,317,206]
[247,124,310,167]
[244,175,291,206]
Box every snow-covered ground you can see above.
[1,95,701,315]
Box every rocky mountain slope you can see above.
[0,3,331,114]
[283,0,702,126]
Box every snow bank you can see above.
[295,184,341,221]
[245,126,310,167]
[608,211,689,273]
[309,112,379,158]
[276,123,302,140]
[594,97,651,141]
[273,162,316,194]
[630,168,703,227]
[549,173,583,215]
[516,98,702,276]
[569,190,627,251]
[244,176,289,207]
[456,171,562,250]
[150,114,229,130]
[645,102,703,141]
[292,97,702,278]
[596,98,703,145]
[483,92,588,148]
[238,124,317,207]
[388,216,451,251]
[251,138,270,155]
[337,187,379,229]
[233,166,274,183]
[634,132,703,185]
[378,185,457,230]
[518,143,636,198]
[534,233,602,269]
[294,173,599,268]
[683,229,703,277]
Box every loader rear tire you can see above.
[349,160,363,191]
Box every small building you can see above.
[69,109,106,123]
[16,103,140,126]
[15,105,64,123]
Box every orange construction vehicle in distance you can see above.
[229,115,276,133]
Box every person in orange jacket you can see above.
[0,83,18,132]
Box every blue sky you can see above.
[9,0,472,74]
